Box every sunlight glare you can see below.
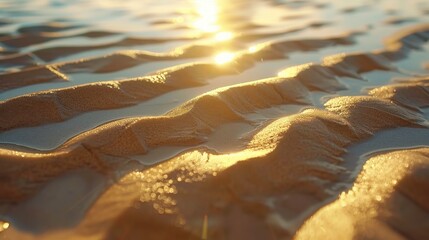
[215,31,233,41]
[192,0,220,32]
[0,222,9,232]
[248,46,258,53]
[214,52,235,64]
[278,64,311,77]
[248,43,270,54]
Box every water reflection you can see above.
[192,0,220,32]
[191,0,258,66]
[214,31,234,41]
[214,52,235,64]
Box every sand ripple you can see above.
[1,0,429,239]
[295,147,429,240]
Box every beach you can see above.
[0,0,429,239]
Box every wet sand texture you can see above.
[1,0,429,239]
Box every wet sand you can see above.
[1,0,429,239]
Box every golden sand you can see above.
[1,0,429,239]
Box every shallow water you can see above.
[1,0,429,239]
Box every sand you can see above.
[1,0,429,239]
[295,147,429,240]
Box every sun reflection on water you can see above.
[214,31,233,41]
[192,0,220,32]
[214,52,235,64]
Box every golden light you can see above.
[215,31,233,41]
[192,0,220,32]
[278,64,311,77]
[214,52,235,64]
[248,43,269,54]
[0,222,9,232]
[248,46,258,53]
